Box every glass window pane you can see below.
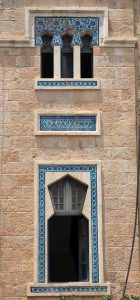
[59,190,63,197]
[72,204,76,210]
[49,176,87,214]
[59,204,64,210]
[59,197,64,204]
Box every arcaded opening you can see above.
[61,35,73,78]
[41,34,53,78]
[81,34,93,78]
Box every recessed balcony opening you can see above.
[48,175,89,283]
[81,34,93,78]
[41,34,53,78]
[61,35,73,78]
[48,215,89,283]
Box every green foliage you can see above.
[60,297,73,300]
[103,297,112,300]
[121,296,139,300]
[103,296,139,300]
[59,293,140,300]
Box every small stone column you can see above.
[51,33,62,79]
[72,34,82,79]
[53,46,61,79]
[73,46,81,79]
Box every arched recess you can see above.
[61,34,73,78]
[41,34,53,78]
[35,163,103,286]
[48,175,89,283]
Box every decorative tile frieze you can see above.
[34,111,101,135]
[38,165,98,283]
[35,17,99,46]
[40,115,96,132]
[37,80,98,87]
[30,285,107,294]
[51,33,62,46]
[71,33,82,46]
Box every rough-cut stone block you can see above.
[16,56,34,67]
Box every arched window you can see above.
[61,35,73,78]
[81,34,93,78]
[41,34,53,78]
[48,176,89,282]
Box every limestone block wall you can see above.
[134,0,140,119]
[0,1,140,300]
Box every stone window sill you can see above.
[27,282,111,297]
[35,79,101,90]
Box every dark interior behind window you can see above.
[41,34,53,78]
[81,35,93,78]
[48,215,89,282]
[61,35,73,78]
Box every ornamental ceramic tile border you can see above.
[27,283,111,296]
[35,79,101,90]
[40,116,96,131]
[35,17,99,46]
[34,111,101,135]
[33,162,103,282]
[37,165,98,283]
[27,160,110,297]
[0,8,137,47]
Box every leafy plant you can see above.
[103,297,112,300]
[103,296,139,300]
[121,296,139,300]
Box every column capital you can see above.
[51,33,62,46]
[71,33,82,46]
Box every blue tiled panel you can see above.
[37,80,98,87]
[40,115,96,132]
[51,33,63,46]
[38,165,98,284]
[35,17,99,46]
[71,33,82,46]
[30,286,107,294]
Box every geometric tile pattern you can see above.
[38,165,98,284]
[71,33,82,46]
[51,33,63,46]
[40,116,96,131]
[35,17,99,46]
[37,80,98,87]
[30,286,107,294]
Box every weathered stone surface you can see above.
[0,1,140,299]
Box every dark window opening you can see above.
[41,34,53,78]
[81,35,93,78]
[61,35,73,78]
[48,176,89,283]
[48,215,89,282]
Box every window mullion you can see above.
[73,45,81,79]
[65,178,71,213]
[53,46,61,79]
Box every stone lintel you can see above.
[101,37,138,48]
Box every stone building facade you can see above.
[0,1,140,300]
